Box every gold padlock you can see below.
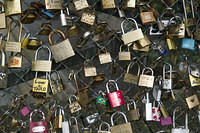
[98,48,112,64]
[189,66,200,87]
[84,60,97,77]
[118,45,131,61]
[8,54,22,68]
[139,6,156,25]
[122,0,136,9]
[101,0,115,9]
[185,94,199,109]
[5,0,22,16]
[0,2,6,29]
[166,38,177,50]
[138,67,154,88]
[133,43,149,52]
[73,0,89,11]
[81,11,96,25]
[138,35,151,48]
[69,95,82,113]
[45,0,62,10]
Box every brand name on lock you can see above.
[32,78,48,93]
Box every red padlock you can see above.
[29,109,48,133]
[106,80,125,108]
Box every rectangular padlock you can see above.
[181,38,195,51]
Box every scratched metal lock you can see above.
[8,53,23,68]
[73,0,89,11]
[138,67,155,88]
[138,35,151,48]
[98,122,111,133]
[163,63,173,90]
[124,61,140,85]
[121,18,144,45]
[98,48,112,64]
[49,71,64,95]
[185,94,199,109]
[69,95,82,113]
[45,0,62,10]
[122,0,136,9]
[139,6,156,25]
[127,99,140,121]
[5,0,22,16]
[0,3,6,29]
[101,0,115,9]
[49,30,75,63]
[0,48,7,88]
[188,65,200,87]
[69,117,79,133]
[84,60,97,77]
[81,11,95,25]
[118,45,131,61]
[181,38,195,51]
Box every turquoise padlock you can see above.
[181,38,195,51]
[96,91,107,105]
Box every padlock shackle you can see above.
[84,60,94,68]
[161,7,174,17]
[163,63,172,80]
[0,2,4,12]
[111,111,128,126]
[98,47,108,55]
[106,80,119,94]
[69,116,78,126]
[1,48,5,67]
[48,30,66,46]
[142,67,154,76]
[120,45,130,52]
[29,109,45,122]
[127,61,140,75]
[99,122,111,131]
[172,106,188,129]
[127,99,137,111]
[69,95,78,104]
[169,16,183,25]
[121,18,138,34]
[7,19,22,42]
[34,45,51,61]
[98,90,106,97]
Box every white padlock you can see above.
[145,92,153,121]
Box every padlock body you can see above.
[69,102,82,113]
[181,38,195,51]
[20,107,30,116]
[32,78,48,93]
[8,56,22,68]
[62,121,70,133]
[185,95,199,109]
[0,66,7,88]
[127,108,140,121]
[111,123,132,133]
[118,51,131,61]
[96,96,106,105]
[163,79,172,90]
[189,75,200,87]
[123,73,139,84]
[171,128,189,133]
[0,13,6,29]
[160,117,172,126]
[122,29,144,45]
[107,90,125,108]
[29,121,48,133]
[145,103,153,121]
[70,125,79,133]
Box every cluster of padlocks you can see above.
[0,0,200,132]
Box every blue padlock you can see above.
[181,38,195,51]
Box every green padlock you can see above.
[96,91,107,105]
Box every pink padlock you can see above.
[106,80,125,108]
[21,107,30,116]
[160,116,172,126]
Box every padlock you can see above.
[101,0,115,9]
[49,71,64,95]
[163,63,173,90]
[98,122,111,133]
[123,61,140,84]
[152,101,161,121]
[139,5,156,25]
[110,111,133,133]
[53,106,63,129]
[73,0,89,11]
[185,94,199,109]
[48,30,75,63]
[106,80,125,108]
[60,9,67,26]
[84,60,97,77]
[133,42,149,52]
[127,99,140,121]
[149,22,163,36]
[159,102,172,125]
[171,107,189,133]
[38,22,53,35]
[96,91,107,105]
[81,11,95,25]
[166,38,177,50]
[84,113,99,125]
[190,65,200,78]
[122,0,136,9]
[0,3,6,29]
[82,128,92,133]
[188,65,200,87]
[20,106,30,117]
[21,33,30,49]
[69,95,82,113]
[138,67,155,88]
[98,48,112,64]
[29,109,48,133]
[157,18,165,32]
[153,84,162,102]
[67,24,81,38]
[77,89,91,106]
[5,0,22,16]
[118,45,131,61]
[181,38,195,51]
[138,35,151,48]
[8,53,23,68]
[121,18,144,45]
[69,117,79,133]
[27,37,41,50]
[20,8,37,24]
[159,102,169,118]
[145,92,153,121]
[0,48,7,88]
[65,7,73,27]
[45,0,62,10]
[117,8,125,18]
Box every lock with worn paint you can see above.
[49,71,64,95]
[69,117,79,133]
[111,111,133,133]
[152,101,161,121]
[101,0,115,9]
[0,3,6,29]
[45,0,62,10]
[53,106,63,129]
[181,38,195,51]
[145,92,153,121]
[48,30,75,63]
[188,65,200,87]
[69,95,82,113]
[127,99,140,121]
[138,67,155,88]
[0,48,7,88]
[121,18,144,45]
[96,91,107,105]
[140,5,156,25]
[81,10,95,25]
[98,48,112,64]
[5,0,22,16]
[122,0,136,9]
[163,63,173,90]
[124,60,140,84]
[84,60,97,77]
[73,0,89,11]
[171,107,189,133]
[29,109,48,133]
[118,45,131,61]
[98,122,111,133]
[106,80,125,108]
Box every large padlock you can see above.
[106,80,125,108]
[29,109,48,133]
[5,0,22,16]
[69,95,82,113]
[69,117,79,133]
[181,38,195,51]
[152,101,161,121]
[98,48,112,64]
[127,99,140,121]
[110,111,133,133]
[45,0,62,10]
[138,67,155,88]
[163,63,173,90]
[188,65,200,87]
[145,92,153,121]
[171,107,189,133]
[0,48,7,88]
[118,45,131,61]
[122,0,136,9]
[101,0,115,9]
[48,30,75,63]
[53,106,63,129]
[49,71,64,95]
[73,0,89,11]
[124,60,140,85]
[98,122,111,133]
[81,11,95,25]
[121,18,144,45]
[96,91,107,105]
[0,3,6,29]
[139,5,156,25]
[84,60,97,77]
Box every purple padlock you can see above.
[21,107,30,116]
[160,117,172,126]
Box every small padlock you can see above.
[81,11,95,25]
[159,102,172,126]
[61,7,73,27]
[48,30,75,63]
[101,0,115,9]
[98,48,112,64]
[163,63,173,90]
[145,92,153,121]
[122,0,136,9]
[20,106,30,117]
[73,0,89,11]
[121,18,144,45]
[139,5,156,25]
[20,8,37,24]
[8,53,23,68]
[183,0,196,27]
[0,48,7,88]
[185,94,199,109]
[69,95,82,113]
[69,117,79,133]
[159,102,169,118]
[181,38,195,51]
[190,65,200,78]
[127,99,140,121]
[38,22,53,35]
[138,67,155,88]
[84,113,99,125]
[45,0,62,10]
[133,42,149,52]
[0,2,6,29]
[157,18,165,32]
[84,60,97,77]
[27,37,41,50]
[188,65,200,87]
[166,38,177,50]
[96,91,107,105]
[152,101,161,121]
[118,45,131,61]
[49,71,64,95]
[98,122,111,133]
[5,0,22,16]
[60,9,67,26]
[53,106,63,129]
[67,24,81,38]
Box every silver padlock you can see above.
[60,9,67,26]
[61,107,70,133]
[163,63,172,90]
[145,92,153,121]
[98,122,111,133]
[85,113,99,125]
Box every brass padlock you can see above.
[98,48,112,64]
[98,122,111,133]
[124,61,140,84]
[159,102,169,118]
[45,0,62,10]
[127,99,140,121]
[49,71,64,95]
[188,65,200,87]
[48,30,75,63]
[38,22,53,35]
[122,0,136,9]
[84,60,97,77]
[0,48,7,88]
[139,5,156,25]
[27,37,41,50]
[73,0,89,11]
[81,11,95,25]
[53,106,63,129]
[185,94,199,109]
[69,95,82,113]
[138,35,151,48]
[5,0,22,16]
[138,67,155,88]
[118,45,131,61]
[166,38,177,50]
[0,2,6,29]
[133,42,149,52]
[101,0,115,9]
[20,7,37,24]
[8,53,22,68]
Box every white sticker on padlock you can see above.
[32,126,45,132]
